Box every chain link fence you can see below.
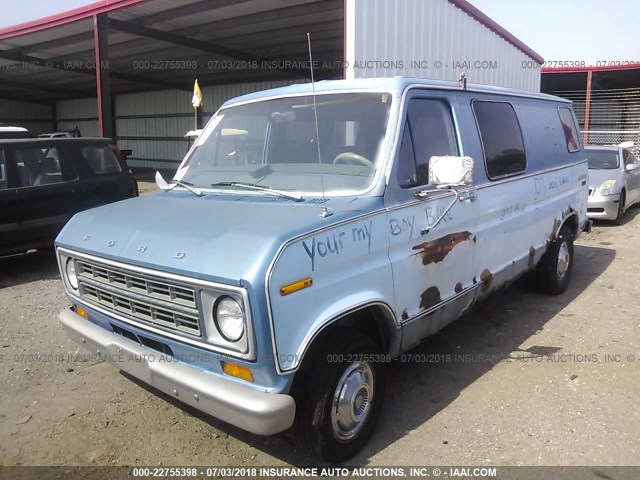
[582,130,640,156]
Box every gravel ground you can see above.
[0,206,639,467]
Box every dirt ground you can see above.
[0,204,639,468]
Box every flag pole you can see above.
[192,79,203,131]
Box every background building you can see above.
[0,0,543,171]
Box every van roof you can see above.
[221,77,570,109]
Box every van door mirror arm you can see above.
[457,189,477,203]
[419,188,460,235]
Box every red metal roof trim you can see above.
[543,65,640,74]
[447,0,544,64]
[0,0,149,40]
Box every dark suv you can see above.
[0,138,138,256]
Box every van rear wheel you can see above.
[533,225,574,295]
[291,330,385,463]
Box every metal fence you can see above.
[551,86,639,156]
[581,129,640,156]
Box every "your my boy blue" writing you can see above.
[302,221,372,271]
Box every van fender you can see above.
[554,208,579,240]
[278,293,400,374]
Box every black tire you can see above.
[533,225,574,295]
[614,190,626,225]
[291,330,386,463]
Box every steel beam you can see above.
[584,70,593,143]
[0,76,94,98]
[0,49,191,91]
[93,13,113,138]
[108,18,309,79]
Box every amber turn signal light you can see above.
[221,361,254,383]
[280,277,313,296]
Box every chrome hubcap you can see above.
[557,241,570,278]
[330,362,374,441]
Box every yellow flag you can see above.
[192,79,203,109]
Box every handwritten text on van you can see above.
[302,221,373,271]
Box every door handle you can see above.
[458,191,477,203]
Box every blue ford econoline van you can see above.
[55,78,589,462]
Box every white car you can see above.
[586,144,640,223]
[38,129,82,139]
[0,125,31,139]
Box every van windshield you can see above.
[586,149,619,169]
[176,92,392,195]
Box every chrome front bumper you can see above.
[587,193,620,221]
[59,308,295,435]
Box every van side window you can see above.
[473,101,527,179]
[0,150,6,190]
[399,99,458,187]
[558,107,580,152]
[14,146,76,187]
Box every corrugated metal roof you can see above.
[0,0,343,102]
[0,0,542,103]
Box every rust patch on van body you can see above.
[528,246,536,266]
[454,282,463,293]
[401,309,409,321]
[412,231,472,266]
[480,269,493,290]
[420,287,441,310]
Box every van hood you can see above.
[55,191,383,285]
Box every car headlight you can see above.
[65,258,78,290]
[596,180,616,196]
[214,296,245,342]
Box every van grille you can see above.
[75,258,201,336]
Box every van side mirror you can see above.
[428,155,474,186]
[625,163,640,172]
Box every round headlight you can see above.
[214,297,245,342]
[65,258,78,290]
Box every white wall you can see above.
[345,0,541,91]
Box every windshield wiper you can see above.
[155,171,205,196]
[210,182,304,202]
[167,180,205,197]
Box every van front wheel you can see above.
[291,331,385,463]
[534,225,574,295]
